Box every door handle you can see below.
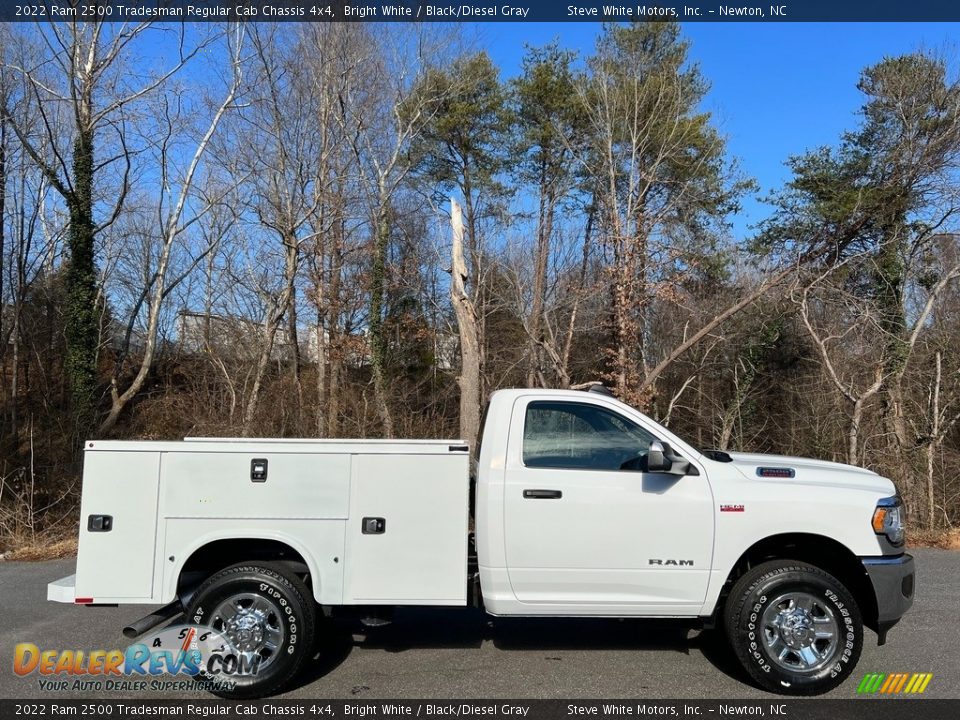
[523,489,562,499]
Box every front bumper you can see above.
[862,554,915,644]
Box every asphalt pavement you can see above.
[0,549,956,700]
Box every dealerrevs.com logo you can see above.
[856,672,934,695]
[12,625,256,692]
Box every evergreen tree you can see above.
[512,43,586,386]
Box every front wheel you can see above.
[724,560,863,695]
[186,562,316,698]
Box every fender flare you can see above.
[164,529,325,605]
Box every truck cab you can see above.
[477,389,714,615]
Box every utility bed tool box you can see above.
[66,439,470,606]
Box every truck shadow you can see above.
[292,606,751,691]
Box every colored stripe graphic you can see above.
[857,673,932,695]
[892,674,909,693]
[180,627,196,653]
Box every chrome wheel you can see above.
[209,592,285,671]
[761,591,839,673]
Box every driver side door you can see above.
[503,398,714,614]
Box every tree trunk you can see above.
[9,308,19,443]
[327,352,341,437]
[314,308,327,438]
[557,204,594,387]
[635,231,649,378]
[0,116,6,385]
[243,306,284,435]
[926,351,943,531]
[0,115,6,439]
[284,232,303,427]
[925,442,937,530]
[611,239,631,397]
[461,177,487,400]
[65,130,99,433]
[527,178,555,387]
[876,234,910,469]
[848,396,866,466]
[326,236,344,438]
[368,208,394,437]
[311,199,330,438]
[450,198,482,452]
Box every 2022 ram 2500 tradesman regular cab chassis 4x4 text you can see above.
[48,386,915,698]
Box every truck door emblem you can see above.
[721,504,745,512]
[757,467,795,478]
[649,559,694,566]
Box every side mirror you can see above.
[642,440,698,475]
[645,441,671,472]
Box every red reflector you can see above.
[74,598,94,604]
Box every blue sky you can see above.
[473,22,960,239]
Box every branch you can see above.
[904,261,960,359]
[641,266,795,391]
[0,101,70,199]
[797,286,857,403]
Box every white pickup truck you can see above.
[49,386,914,698]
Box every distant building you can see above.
[434,331,458,371]
[177,310,370,367]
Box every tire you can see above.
[724,559,863,695]
[186,562,316,698]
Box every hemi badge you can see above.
[720,504,745,512]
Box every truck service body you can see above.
[49,387,914,697]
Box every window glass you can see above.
[522,401,658,470]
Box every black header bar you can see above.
[1,700,960,719]
[3,1,960,23]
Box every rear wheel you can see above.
[724,560,862,695]
[187,562,315,698]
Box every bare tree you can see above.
[299,23,361,438]
[338,25,458,437]
[0,103,60,443]
[1,21,204,431]
[797,282,885,465]
[914,351,960,529]
[508,207,597,388]
[99,26,244,433]
[219,25,327,433]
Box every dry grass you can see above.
[1,535,77,561]
[1,464,81,562]
[908,527,960,550]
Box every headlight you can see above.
[872,496,905,547]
